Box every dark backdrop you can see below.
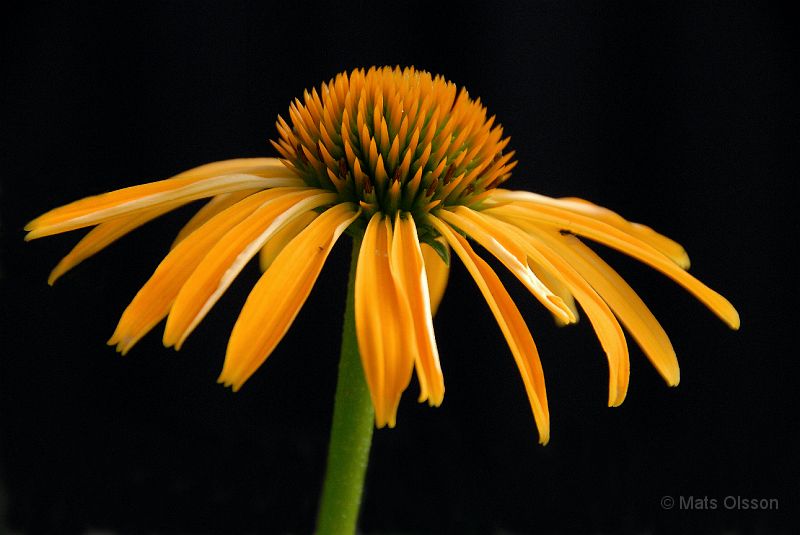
[1,2,796,534]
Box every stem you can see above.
[316,235,374,534]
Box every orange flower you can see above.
[27,67,739,444]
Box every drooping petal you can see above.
[107,189,292,354]
[355,214,418,427]
[258,211,319,272]
[390,212,444,406]
[25,158,303,239]
[219,202,360,391]
[563,197,691,269]
[430,215,550,444]
[171,189,259,248]
[163,190,337,349]
[439,206,576,325]
[489,189,690,268]
[541,231,679,386]
[491,217,630,407]
[50,189,263,285]
[420,241,450,316]
[529,260,579,326]
[458,211,578,327]
[487,203,740,330]
[48,202,178,285]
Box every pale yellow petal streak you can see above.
[439,206,576,325]
[487,203,740,330]
[541,231,680,386]
[429,216,550,444]
[220,203,360,391]
[259,211,319,272]
[420,242,449,316]
[355,214,417,427]
[171,190,259,248]
[489,189,690,268]
[48,202,178,285]
[491,218,630,406]
[26,159,303,239]
[107,189,289,354]
[163,190,338,349]
[391,213,445,406]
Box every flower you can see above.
[26,66,739,444]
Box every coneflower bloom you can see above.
[26,66,739,444]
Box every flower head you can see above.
[272,67,514,220]
[26,66,739,444]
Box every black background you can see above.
[1,2,796,534]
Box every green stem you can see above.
[316,235,374,534]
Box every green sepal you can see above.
[427,237,450,266]
[416,224,450,266]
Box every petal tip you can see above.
[162,330,184,350]
[659,360,680,387]
[608,393,627,408]
[548,295,577,324]
[24,228,48,241]
[728,310,741,331]
[217,370,242,391]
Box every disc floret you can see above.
[272,66,517,221]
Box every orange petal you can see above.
[543,231,679,386]
[163,190,337,349]
[489,217,630,407]
[390,213,445,406]
[487,203,740,330]
[430,215,550,444]
[519,229,630,406]
[26,158,303,239]
[529,260,579,327]
[420,242,449,316]
[258,211,319,272]
[219,203,360,391]
[171,189,259,248]
[440,206,576,325]
[49,187,263,285]
[48,202,178,285]
[107,189,291,354]
[490,189,690,268]
[354,214,417,427]
[464,212,578,327]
